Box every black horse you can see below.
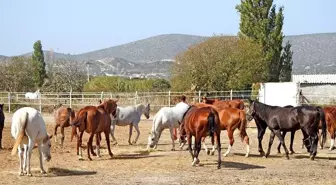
[246,99,326,160]
[0,104,5,149]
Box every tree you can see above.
[31,40,47,87]
[0,56,35,92]
[170,36,267,91]
[279,41,293,82]
[43,60,87,92]
[236,0,292,82]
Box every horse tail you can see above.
[317,106,327,147]
[208,108,219,139]
[11,112,29,156]
[70,111,87,142]
[239,110,248,142]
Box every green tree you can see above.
[236,0,292,82]
[31,40,47,87]
[171,36,267,91]
[279,41,293,82]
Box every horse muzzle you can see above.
[44,156,51,162]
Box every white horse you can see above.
[11,107,52,176]
[25,89,41,99]
[110,103,151,145]
[147,101,190,151]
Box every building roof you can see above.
[292,74,336,84]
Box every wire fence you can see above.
[0,90,335,114]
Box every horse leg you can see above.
[329,128,335,151]
[132,124,140,144]
[169,126,176,151]
[257,125,266,156]
[289,130,296,154]
[110,123,118,146]
[104,130,114,158]
[209,133,216,156]
[265,131,276,158]
[60,126,65,148]
[54,124,59,143]
[274,130,290,159]
[202,136,210,155]
[37,145,46,174]
[277,131,287,154]
[216,132,222,169]
[128,124,133,145]
[187,134,194,163]
[0,123,3,149]
[18,145,24,176]
[224,129,234,157]
[87,132,95,161]
[77,131,84,160]
[192,135,201,166]
[23,144,28,174]
[95,133,101,158]
[26,139,35,176]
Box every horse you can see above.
[194,103,250,157]
[0,104,5,149]
[179,105,222,169]
[70,99,118,160]
[25,89,41,100]
[147,100,190,151]
[11,107,53,176]
[246,98,326,160]
[53,104,76,148]
[110,103,150,145]
[202,97,245,110]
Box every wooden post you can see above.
[8,92,11,113]
[198,90,201,103]
[230,89,233,100]
[100,91,104,101]
[39,93,42,113]
[168,91,171,107]
[69,88,72,108]
[134,91,138,105]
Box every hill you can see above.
[2,33,336,77]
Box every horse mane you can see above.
[253,101,279,121]
[180,105,195,124]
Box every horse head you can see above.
[0,104,4,112]
[143,103,151,119]
[41,134,53,162]
[246,98,256,121]
[101,99,118,117]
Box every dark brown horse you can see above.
[70,99,118,160]
[179,105,222,169]
[0,104,5,149]
[53,104,76,148]
[195,103,250,157]
[247,99,326,160]
[202,97,245,110]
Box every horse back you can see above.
[322,106,336,129]
[217,107,243,129]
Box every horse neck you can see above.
[136,104,145,114]
[254,102,274,121]
[180,105,195,122]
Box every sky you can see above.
[0,0,335,56]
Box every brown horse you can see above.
[53,104,76,148]
[0,104,4,149]
[202,97,245,110]
[70,99,118,160]
[195,103,250,157]
[179,105,222,169]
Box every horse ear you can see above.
[99,99,102,104]
[49,135,53,139]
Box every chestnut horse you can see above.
[70,99,118,160]
[179,105,222,169]
[195,103,250,157]
[53,104,76,148]
[202,96,245,110]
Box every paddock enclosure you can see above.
[0,113,336,185]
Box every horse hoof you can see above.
[132,141,137,144]
[210,151,215,156]
[19,172,24,176]
[27,173,33,177]
[310,155,315,160]
[286,156,290,160]
[78,157,84,161]
[217,166,221,169]
[92,153,97,156]
[206,150,210,155]
[171,148,175,151]
[195,158,200,164]
[245,154,249,158]
[40,170,46,174]
[223,153,228,157]
[290,151,295,155]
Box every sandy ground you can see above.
[1,113,336,185]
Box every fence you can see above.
[0,90,254,114]
[0,90,335,114]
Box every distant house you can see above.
[291,74,336,105]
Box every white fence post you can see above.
[168,91,171,107]
[8,92,11,113]
[100,91,104,101]
[198,90,201,103]
[230,89,233,100]
[134,91,138,105]
[39,93,42,113]
[69,89,72,108]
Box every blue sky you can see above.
[0,0,335,56]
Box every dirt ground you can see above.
[1,113,336,185]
